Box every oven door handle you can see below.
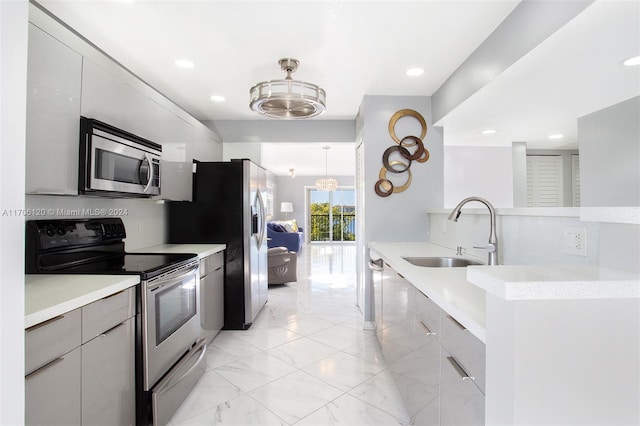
[147,264,199,292]
[153,338,208,394]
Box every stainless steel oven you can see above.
[79,117,161,197]
[141,259,201,389]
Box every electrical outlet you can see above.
[563,227,587,256]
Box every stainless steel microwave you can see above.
[79,117,161,197]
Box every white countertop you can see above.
[369,242,487,343]
[467,265,640,300]
[25,245,225,329]
[25,274,139,329]
[129,243,226,258]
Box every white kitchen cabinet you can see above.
[24,287,136,426]
[378,267,440,425]
[80,59,127,129]
[25,309,82,426]
[440,349,485,426]
[376,264,485,425]
[25,23,82,195]
[82,57,194,201]
[440,313,486,394]
[26,346,82,426]
[200,251,224,342]
[81,287,136,425]
[82,317,135,426]
[157,106,194,202]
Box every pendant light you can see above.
[249,58,326,119]
[315,146,338,192]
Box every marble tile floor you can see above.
[168,243,411,426]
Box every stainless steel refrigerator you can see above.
[168,159,268,330]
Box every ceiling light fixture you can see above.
[623,55,640,66]
[288,168,296,178]
[482,129,497,135]
[406,67,424,77]
[249,58,326,119]
[315,147,338,192]
[210,95,225,102]
[549,134,564,140]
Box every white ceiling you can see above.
[37,0,640,175]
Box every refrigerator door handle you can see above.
[256,188,266,249]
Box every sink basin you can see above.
[402,256,483,268]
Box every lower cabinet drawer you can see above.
[82,287,136,343]
[25,346,81,426]
[415,290,440,337]
[440,313,486,393]
[200,252,223,278]
[440,349,485,426]
[25,308,81,375]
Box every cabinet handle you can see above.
[99,321,125,338]
[103,288,127,299]
[447,356,475,381]
[26,315,65,332]
[419,321,436,336]
[447,315,467,331]
[25,357,64,379]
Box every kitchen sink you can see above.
[402,256,483,268]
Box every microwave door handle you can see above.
[140,153,154,194]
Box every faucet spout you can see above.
[448,197,498,265]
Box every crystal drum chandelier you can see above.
[315,146,338,192]
[249,58,326,119]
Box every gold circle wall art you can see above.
[375,109,429,197]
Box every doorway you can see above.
[307,188,356,242]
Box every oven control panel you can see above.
[26,218,126,251]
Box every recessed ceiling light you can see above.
[623,55,640,66]
[175,59,194,69]
[549,134,564,140]
[210,95,225,102]
[482,129,496,135]
[406,67,424,77]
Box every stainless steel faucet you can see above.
[448,197,498,265]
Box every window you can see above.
[526,155,564,207]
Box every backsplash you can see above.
[428,211,600,266]
[25,195,167,251]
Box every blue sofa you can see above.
[266,222,304,253]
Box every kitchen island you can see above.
[369,241,640,426]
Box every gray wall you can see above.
[360,95,444,244]
[358,95,444,322]
[579,96,640,207]
[211,119,355,143]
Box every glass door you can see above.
[308,188,355,242]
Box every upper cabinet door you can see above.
[25,24,82,195]
[80,59,127,128]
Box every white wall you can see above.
[429,211,599,266]
[444,145,514,208]
[222,142,262,164]
[579,96,640,207]
[25,196,168,251]
[0,1,28,423]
